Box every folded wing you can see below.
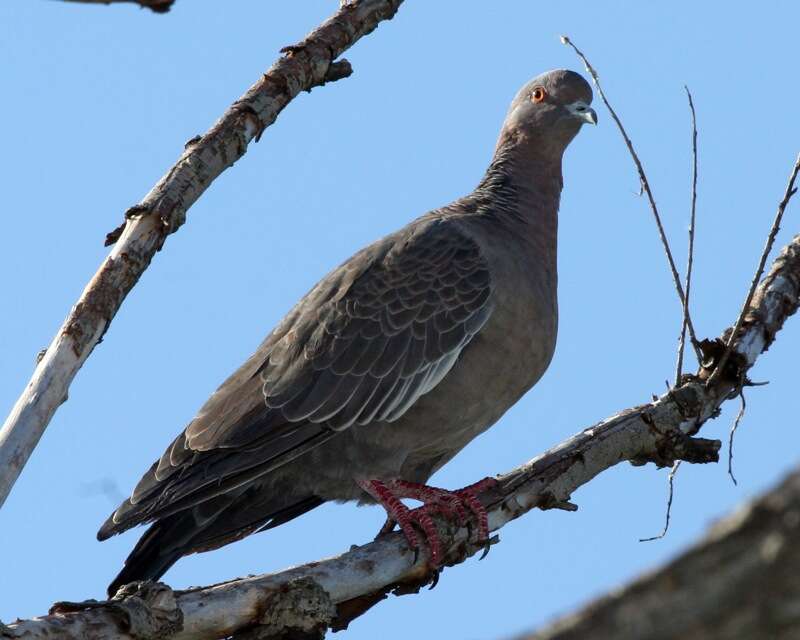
[99,217,493,539]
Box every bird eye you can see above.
[531,87,547,103]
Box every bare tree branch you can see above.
[727,390,746,485]
[0,0,403,511]
[707,152,800,387]
[3,17,797,640]
[676,86,699,384]
[560,35,702,362]
[57,0,175,13]
[5,217,800,640]
[519,465,800,640]
[638,460,681,542]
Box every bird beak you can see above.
[566,100,598,125]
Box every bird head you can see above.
[500,69,596,157]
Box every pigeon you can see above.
[98,69,596,596]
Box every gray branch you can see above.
[0,0,403,511]
[4,229,799,640]
[519,465,800,640]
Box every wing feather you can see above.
[101,217,494,535]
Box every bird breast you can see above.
[372,223,558,476]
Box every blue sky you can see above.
[2,1,799,638]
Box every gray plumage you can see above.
[99,69,596,595]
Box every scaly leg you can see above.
[358,479,441,563]
[358,477,498,565]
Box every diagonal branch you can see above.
[0,0,403,511]
[6,215,800,639]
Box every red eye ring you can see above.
[531,87,547,103]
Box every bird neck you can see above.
[473,129,563,240]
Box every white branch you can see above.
[5,229,800,640]
[0,0,404,511]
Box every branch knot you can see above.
[235,577,334,640]
[50,581,182,640]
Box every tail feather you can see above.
[105,494,324,597]
[97,498,139,541]
[107,516,191,597]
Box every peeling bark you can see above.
[519,467,800,640]
[5,233,799,640]
[0,0,403,511]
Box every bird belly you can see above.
[395,278,557,478]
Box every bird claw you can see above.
[452,477,497,544]
[478,534,500,560]
[358,477,498,567]
[374,516,397,539]
[427,567,442,590]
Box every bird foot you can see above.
[359,477,497,565]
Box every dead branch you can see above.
[5,221,800,640]
[561,35,702,362]
[638,460,681,542]
[0,0,403,511]
[728,390,747,485]
[58,0,175,12]
[707,152,800,386]
[519,465,800,640]
[676,86,699,384]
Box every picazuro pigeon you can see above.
[99,69,596,596]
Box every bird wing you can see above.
[100,216,493,537]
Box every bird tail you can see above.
[106,515,191,597]
[106,495,325,597]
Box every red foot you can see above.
[358,477,498,565]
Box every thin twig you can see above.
[640,461,681,542]
[728,391,746,486]
[561,35,702,363]
[676,86,699,385]
[707,153,800,387]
